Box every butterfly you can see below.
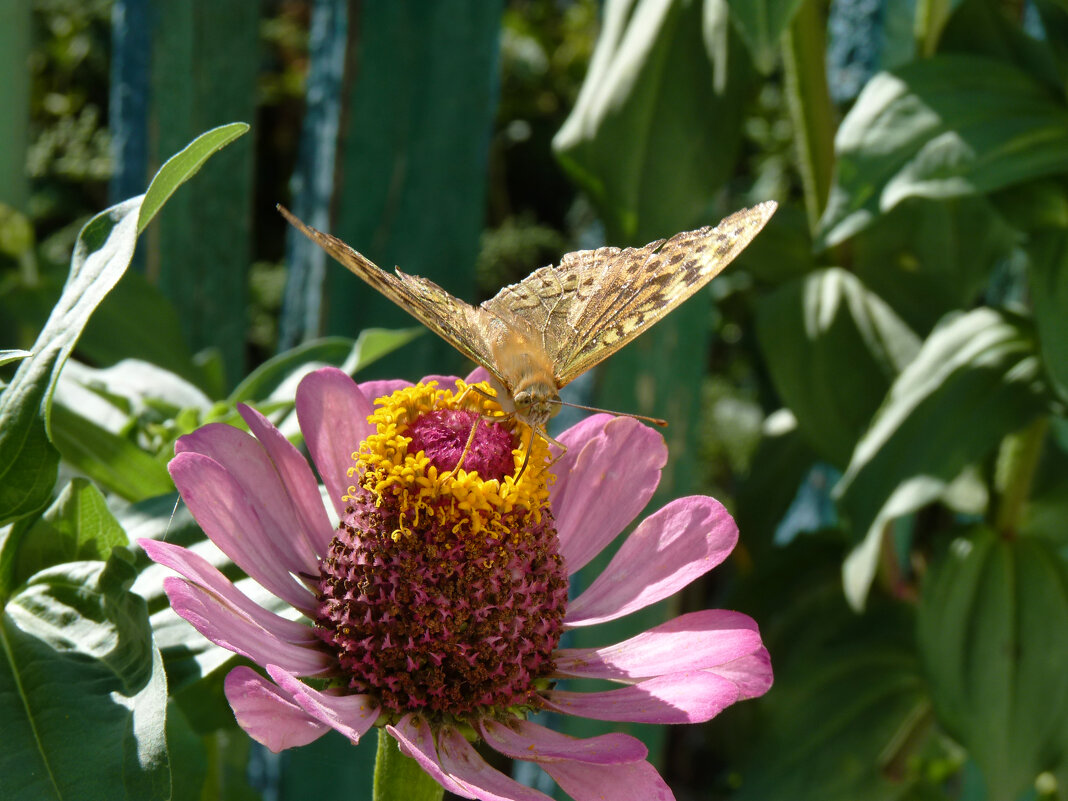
[278,201,777,474]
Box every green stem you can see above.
[914,0,952,57]
[373,727,445,801]
[993,416,1049,537]
[782,0,836,236]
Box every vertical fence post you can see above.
[149,0,258,389]
[0,0,32,213]
[279,0,349,351]
[320,0,504,381]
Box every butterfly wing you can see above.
[278,205,504,380]
[501,201,777,386]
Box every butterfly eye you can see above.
[513,391,532,410]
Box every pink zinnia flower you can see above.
[141,367,771,801]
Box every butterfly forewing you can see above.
[548,201,778,384]
[277,205,504,380]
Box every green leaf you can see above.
[851,195,1019,335]
[0,349,30,367]
[0,125,249,527]
[940,0,1064,90]
[726,0,805,73]
[0,197,140,526]
[137,121,249,235]
[1027,227,1068,402]
[49,402,174,502]
[229,328,423,405]
[553,0,754,242]
[818,54,1068,248]
[734,601,928,801]
[0,550,170,800]
[756,268,920,466]
[918,527,1068,801]
[835,308,1049,606]
[11,478,128,589]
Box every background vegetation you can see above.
[2,1,1068,800]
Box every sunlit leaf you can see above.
[0,551,169,800]
[554,0,753,242]
[835,308,1048,606]
[818,54,1068,248]
[756,268,920,467]
[11,478,128,589]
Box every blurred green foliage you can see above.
[3,1,1068,801]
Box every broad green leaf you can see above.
[0,126,248,526]
[0,197,140,526]
[756,268,920,467]
[1027,227,1068,402]
[726,0,805,73]
[137,121,249,235]
[59,358,212,417]
[918,528,1068,801]
[1032,0,1068,82]
[734,598,927,801]
[11,478,127,589]
[0,349,30,367]
[49,403,173,502]
[229,327,423,405]
[818,54,1068,248]
[851,195,1019,335]
[940,0,1064,90]
[553,0,754,243]
[0,551,169,800]
[835,308,1048,605]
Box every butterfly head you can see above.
[512,383,560,432]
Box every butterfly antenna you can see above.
[549,399,668,427]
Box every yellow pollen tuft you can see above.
[345,380,553,541]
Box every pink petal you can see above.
[296,367,376,518]
[174,424,319,580]
[163,577,331,676]
[140,539,318,645]
[543,759,675,801]
[357,378,413,403]
[169,452,317,612]
[238,403,335,558]
[436,727,554,801]
[266,665,379,744]
[565,496,737,627]
[387,715,473,799]
[224,666,328,752]
[550,416,665,574]
[477,718,646,765]
[423,374,464,392]
[554,610,764,680]
[708,647,774,700]
[465,366,491,384]
[542,671,741,724]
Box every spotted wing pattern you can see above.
[277,205,504,382]
[484,201,778,387]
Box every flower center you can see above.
[315,381,568,720]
